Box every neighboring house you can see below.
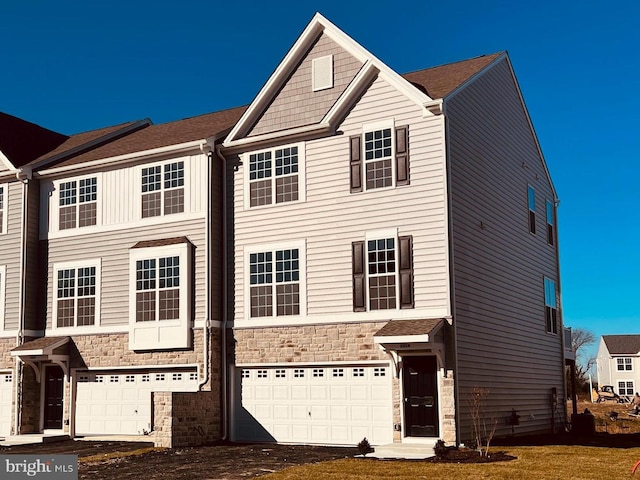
[3,107,245,446]
[223,13,567,447]
[597,335,640,397]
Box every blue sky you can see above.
[2,0,638,361]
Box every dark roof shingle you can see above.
[374,318,443,337]
[402,52,503,99]
[603,335,640,355]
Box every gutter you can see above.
[36,139,206,177]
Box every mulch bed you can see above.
[427,448,516,463]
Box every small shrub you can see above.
[357,437,373,456]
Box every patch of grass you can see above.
[80,447,163,464]
[261,446,640,480]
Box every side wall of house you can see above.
[1,181,23,333]
[446,58,565,441]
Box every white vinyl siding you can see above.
[40,153,208,238]
[0,266,6,330]
[0,183,7,234]
[446,58,564,440]
[233,76,450,327]
[45,218,205,330]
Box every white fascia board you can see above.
[322,61,380,126]
[373,334,432,345]
[0,150,16,172]
[35,139,206,177]
[224,20,326,144]
[223,123,331,153]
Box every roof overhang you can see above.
[11,336,71,381]
[373,318,444,350]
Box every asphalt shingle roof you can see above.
[603,335,640,355]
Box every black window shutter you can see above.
[398,235,414,308]
[350,135,362,193]
[395,126,410,186]
[352,241,366,311]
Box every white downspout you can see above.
[215,144,229,441]
[14,167,31,435]
[197,143,211,391]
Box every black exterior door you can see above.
[44,365,64,430]
[403,356,439,437]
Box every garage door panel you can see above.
[75,369,197,435]
[0,373,13,435]
[238,365,392,445]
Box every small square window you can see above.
[313,369,324,378]
[275,369,286,378]
[241,370,250,379]
[189,372,198,381]
[374,367,386,377]
[172,373,182,381]
[353,368,364,377]
[155,373,166,381]
[294,369,305,378]
[125,375,135,383]
[142,374,150,382]
[257,370,268,379]
[95,375,104,383]
[332,368,344,378]
[110,375,119,383]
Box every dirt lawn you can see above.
[0,440,357,480]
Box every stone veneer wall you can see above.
[19,365,40,434]
[234,322,457,444]
[233,322,390,364]
[153,391,221,448]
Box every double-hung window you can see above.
[352,232,413,311]
[546,200,555,245]
[129,239,191,350]
[247,144,302,208]
[141,161,184,218]
[246,241,305,319]
[0,184,6,234]
[618,381,634,396]
[617,357,633,371]
[54,261,100,328]
[58,177,97,230]
[544,277,558,334]
[528,185,536,234]
[349,123,409,192]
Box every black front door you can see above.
[43,365,64,430]
[403,356,439,437]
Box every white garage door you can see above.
[75,369,199,435]
[0,372,13,436]
[235,364,393,445]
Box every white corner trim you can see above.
[0,265,6,330]
[0,151,16,173]
[0,183,8,235]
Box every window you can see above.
[544,277,558,334]
[350,124,409,192]
[141,161,184,218]
[248,243,305,318]
[374,367,386,377]
[546,200,555,245]
[617,358,633,371]
[352,233,413,311]
[0,184,6,234]
[57,177,97,230]
[618,381,634,396]
[528,185,536,234]
[54,261,100,328]
[247,145,301,207]
[129,239,192,350]
[0,266,5,328]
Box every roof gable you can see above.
[0,112,68,170]
[603,335,640,355]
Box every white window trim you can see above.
[129,243,192,350]
[52,173,102,233]
[243,240,307,321]
[138,160,190,220]
[0,265,6,330]
[52,259,102,333]
[361,119,397,192]
[617,379,635,396]
[0,183,8,235]
[364,228,400,312]
[242,142,306,210]
[543,276,558,334]
[616,357,634,372]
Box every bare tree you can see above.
[570,328,596,384]
[466,386,497,457]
